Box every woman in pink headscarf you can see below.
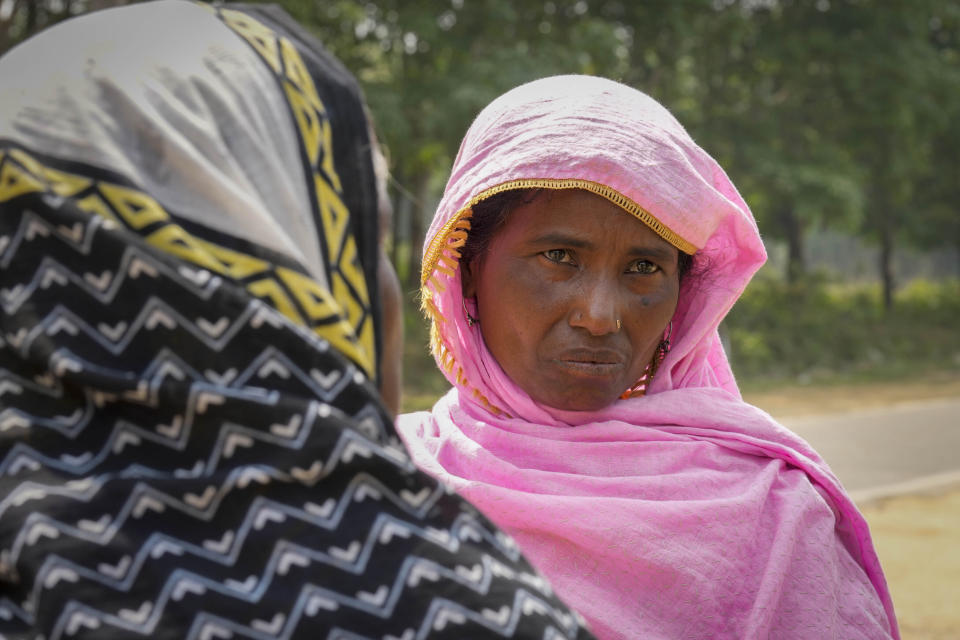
[397,75,899,639]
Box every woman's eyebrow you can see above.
[626,245,677,262]
[528,232,676,261]
[527,232,592,248]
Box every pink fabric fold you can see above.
[397,75,898,639]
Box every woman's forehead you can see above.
[496,189,677,252]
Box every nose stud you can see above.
[571,310,622,334]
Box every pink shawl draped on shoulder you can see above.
[397,75,898,639]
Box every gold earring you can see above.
[463,298,478,326]
[620,321,673,400]
[616,319,622,331]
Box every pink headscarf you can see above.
[397,75,898,639]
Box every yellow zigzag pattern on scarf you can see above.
[217,6,375,377]
[0,146,373,377]
[418,208,505,417]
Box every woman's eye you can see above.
[627,260,660,275]
[542,249,574,264]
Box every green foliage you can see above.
[0,0,94,52]
[726,276,960,383]
[400,292,448,412]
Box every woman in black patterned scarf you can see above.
[0,3,594,638]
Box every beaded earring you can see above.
[620,321,672,400]
[463,298,478,327]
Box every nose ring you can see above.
[616,319,622,331]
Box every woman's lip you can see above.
[555,348,626,365]
[552,360,622,378]
[551,349,626,378]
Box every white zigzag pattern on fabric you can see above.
[0,392,412,480]
[0,339,387,446]
[45,582,577,640]
[0,207,100,270]
[4,436,482,569]
[1,247,220,316]
[13,498,545,637]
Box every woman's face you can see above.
[462,189,681,412]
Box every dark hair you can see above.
[461,188,696,282]
[677,250,694,282]
[459,188,541,267]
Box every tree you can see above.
[904,2,960,276]
[598,0,868,283]
[0,0,129,54]
[825,0,953,309]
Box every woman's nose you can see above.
[568,277,620,336]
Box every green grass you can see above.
[725,276,960,384]
[399,290,450,413]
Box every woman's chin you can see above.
[509,359,637,413]
[530,387,621,413]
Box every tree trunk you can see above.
[777,205,805,284]
[404,171,431,291]
[24,0,37,34]
[387,167,408,270]
[389,188,401,267]
[87,0,130,9]
[878,212,895,312]
[0,0,20,53]
[955,232,960,280]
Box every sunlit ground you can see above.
[741,370,960,418]
[861,490,960,640]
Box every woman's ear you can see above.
[460,259,477,299]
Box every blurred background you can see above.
[2,1,958,637]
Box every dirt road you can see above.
[781,397,960,496]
